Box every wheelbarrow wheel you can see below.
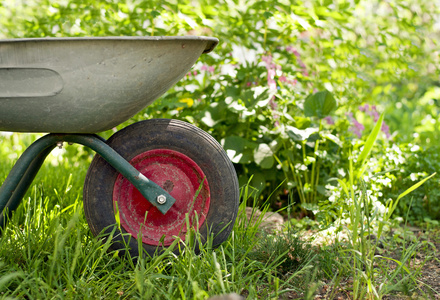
[83,119,239,257]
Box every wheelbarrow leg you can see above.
[0,139,56,228]
[0,133,177,229]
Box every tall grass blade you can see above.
[396,172,436,203]
[356,113,384,175]
[389,172,436,218]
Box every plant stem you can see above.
[309,119,322,203]
[290,161,306,205]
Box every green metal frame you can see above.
[0,133,176,228]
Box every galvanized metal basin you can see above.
[0,36,218,133]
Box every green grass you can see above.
[0,136,333,299]
[0,133,435,299]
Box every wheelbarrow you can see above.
[0,36,239,257]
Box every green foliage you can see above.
[304,90,337,119]
[1,1,439,298]
[321,122,435,299]
[378,144,440,222]
[0,0,439,217]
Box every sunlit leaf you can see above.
[254,143,274,169]
[286,126,318,142]
[304,90,337,119]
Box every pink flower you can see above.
[286,46,295,53]
[277,74,297,86]
[268,69,276,78]
[262,55,272,64]
[382,123,391,139]
[272,110,280,127]
[347,112,365,138]
[371,110,379,122]
[268,79,277,90]
[354,120,365,132]
[323,116,334,125]
[359,104,369,112]
[269,96,278,109]
[262,54,278,91]
[358,104,391,138]
[286,46,301,58]
[200,65,215,73]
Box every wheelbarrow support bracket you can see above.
[0,133,176,227]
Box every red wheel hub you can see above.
[113,149,210,246]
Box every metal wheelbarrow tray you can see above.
[0,36,217,133]
[0,36,239,257]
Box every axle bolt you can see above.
[156,195,167,205]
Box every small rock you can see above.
[207,293,244,300]
[243,207,284,233]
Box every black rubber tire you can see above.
[83,119,239,257]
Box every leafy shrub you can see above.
[377,144,440,222]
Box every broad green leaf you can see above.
[222,136,256,164]
[150,10,161,18]
[286,126,318,142]
[304,90,337,119]
[294,117,311,129]
[254,143,274,169]
[249,172,266,192]
[321,132,342,147]
[263,11,273,19]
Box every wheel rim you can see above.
[113,149,210,246]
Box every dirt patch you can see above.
[281,227,440,299]
[416,229,440,298]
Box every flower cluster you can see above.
[261,54,280,91]
[186,70,198,77]
[323,116,335,125]
[348,104,391,139]
[260,52,300,128]
[261,53,297,91]
[186,64,215,78]
[359,104,391,138]
[347,112,365,138]
[200,64,215,73]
